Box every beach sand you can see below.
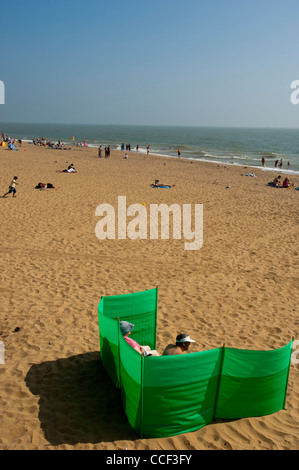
[0,143,298,450]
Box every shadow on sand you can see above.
[25,352,139,446]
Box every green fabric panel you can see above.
[119,334,143,434]
[221,342,293,377]
[215,342,293,419]
[100,288,157,319]
[99,288,158,349]
[123,313,156,350]
[142,349,223,438]
[98,308,120,387]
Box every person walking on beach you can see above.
[2,176,18,198]
[98,146,102,158]
[178,148,181,158]
[162,334,195,356]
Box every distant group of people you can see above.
[121,143,132,151]
[101,143,182,158]
[120,143,142,152]
[122,144,149,154]
[274,159,290,169]
[261,157,290,168]
[1,132,22,148]
[98,145,111,158]
[76,141,88,147]
[119,321,195,357]
[268,175,293,187]
[33,137,47,146]
[48,143,71,150]
[32,137,71,150]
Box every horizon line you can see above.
[0,121,298,131]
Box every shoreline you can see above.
[13,139,299,176]
[127,151,299,176]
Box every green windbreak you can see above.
[215,342,293,420]
[142,348,223,438]
[98,288,293,438]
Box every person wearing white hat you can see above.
[162,333,195,356]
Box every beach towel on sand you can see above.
[151,184,171,189]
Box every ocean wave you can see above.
[194,158,299,175]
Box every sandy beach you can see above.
[0,142,298,450]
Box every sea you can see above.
[1,122,299,175]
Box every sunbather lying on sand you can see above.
[151,179,175,188]
[57,164,77,173]
[8,143,19,151]
[35,182,56,189]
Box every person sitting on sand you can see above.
[282,177,293,188]
[269,175,282,187]
[119,321,159,357]
[162,333,195,356]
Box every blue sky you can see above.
[1,0,299,127]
